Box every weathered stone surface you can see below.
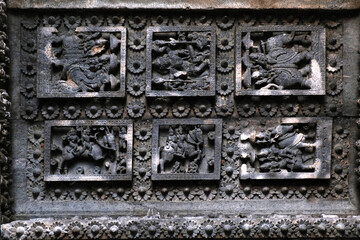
[38,26,127,98]
[146,26,216,97]
[151,118,222,180]
[7,0,360,10]
[44,120,133,181]
[2,1,360,239]
[235,25,326,96]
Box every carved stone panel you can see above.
[146,26,216,97]
[4,7,360,239]
[235,26,326,95]
[37,26,127,98]
[152,118,222,180]
[239,117,332,179]
[44,120,133,181]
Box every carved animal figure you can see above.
[49,33,119,92]
[159,126,204,173]
[52,127,122,174]
[249,51,312,90]
[254,124,317,172]
[242,31,313,90]
[151,31,210,91]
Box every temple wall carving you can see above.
[1,1,360,239]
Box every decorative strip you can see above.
[0,0,12,225]
[2,215,360,239]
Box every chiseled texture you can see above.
[7,0,360,10]
[0,0,12,225]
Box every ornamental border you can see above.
[2,215,360,239]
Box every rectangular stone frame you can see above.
[37,26,127,98]
[146,26,216,97]
[235,25,326,96]
[240,117,332,180]
[151,118,222,180]
[44,119,133,181]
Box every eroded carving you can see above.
[44,120,132,181]
[146,26,216,97]
[238,118,332,179]
[236,26,325,95]
[152,119,222,180]
[38,26,126,97]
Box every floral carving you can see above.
[155,186,175,201]
[63,104,81,119]
[150,98,169,118]
[182,221,199,238]
[106,16,125,26]
[105,100,124,118]
[217,31,234,51]
[43,16,61,28]
[134,143,152,161]
[127,100,145,118]
[127,78,145,96]
[128,32,146,51]
[216,16,234,30]
[86,221,104,239]
[85,16,104,27]
[41,104,60,120]
[128,55,146,74]
[128,16,147,30]
[217,55,234,73]
[64,15,81,30]
[105,222,122,238]
[193,99,212,118]
[216,77,234,96]
[327,54,343,73]
[151,15,169,26]
[133,183,152,201]
[172,99,190,118]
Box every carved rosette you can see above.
[2,216,360,239]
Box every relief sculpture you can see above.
[159,125,205,174]
[52,126,127,174]
[38,27,126,97]
[242,32,313,90]
[49,33,119,92]
[236,26,325,95]
[6,10,354,240]
[44,120,133,181]
[239,118,332,179]
[152,119,222,180]
[146,26,216,97]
